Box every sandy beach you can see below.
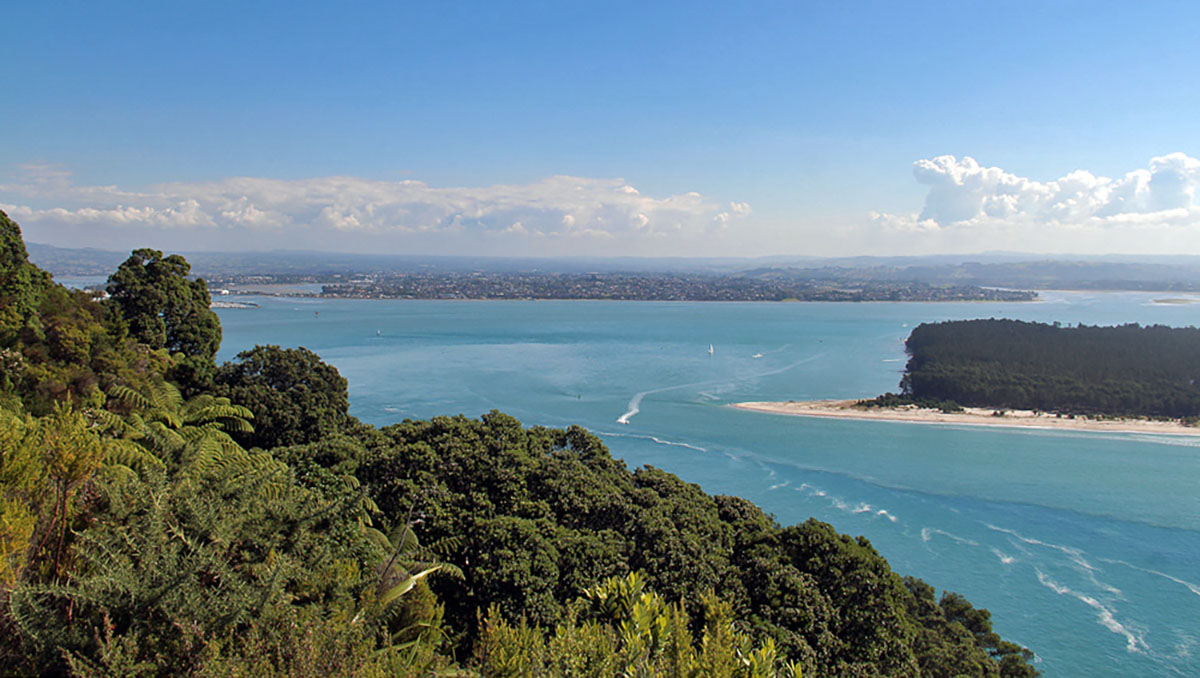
[731,399,1200,436]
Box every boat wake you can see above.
[617,351,826,424]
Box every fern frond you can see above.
[223,418,254,434]
[134,421,185,458]
[97,464,140,485]
[362,495,380,515]
[426,535,464,556]
[431,561,465,581]
[106,384,149,410]
[149,378,183,414]
[387,523,420,553]
[105,439,166,475]
[226,404,253,421]
[159,411,183,430]
[86,408,137,437]
[363,527,392,552]
[188,403,253,423]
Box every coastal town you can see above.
[208,271,1038,302]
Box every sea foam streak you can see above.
[596,430,708,453]
[649,436,707,452]
[827,499,898,523]
[1102,558,1200,598]
[991,548,1016,564]
[921,527,979,546]
[795,483,827,497]
[1035,570,1147,653]
[986,524,1096,571]
[791,484,896,522]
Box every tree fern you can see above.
[103,438,166,477]
[9,432,375,676]
[106,377,258,478]
[105,384,149,410]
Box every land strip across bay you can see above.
[731,399,1200,436]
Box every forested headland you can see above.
[890,319,1200,419]
[1,210,1038,677]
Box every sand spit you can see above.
[731,400,1200,436]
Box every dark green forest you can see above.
[0,210,1037,676]
[898,319,1200,419]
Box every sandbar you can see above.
[731,399,1200,436]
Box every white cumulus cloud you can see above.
[861,152,1200,254]
[880,152,1200,232]
[0,167,750,255]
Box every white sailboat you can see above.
[708,344,714,356]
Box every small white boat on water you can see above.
[708,344,714,356]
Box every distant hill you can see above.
[27,242,802,277]
[748,260,1200,291]
[26,242,1200,290]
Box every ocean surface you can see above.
[214,292,1200,677]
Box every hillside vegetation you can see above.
[0,210,1037,677]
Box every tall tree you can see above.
[213,345,352,449]
[0,210,52,346]
[106,249,221,361]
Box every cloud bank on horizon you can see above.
[4,153,1200,256]
[1,167,750,256]
[872,152,1200,245]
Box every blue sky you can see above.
[4,1,1200,257]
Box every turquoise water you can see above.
[216,292,1200,676]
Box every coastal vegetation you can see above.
[895,319,1200,419]
[856,393,965,414]
[1,210,1038,676]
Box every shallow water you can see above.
[217,291,1200,676]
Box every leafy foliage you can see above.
[212,345,352,449]
[857,393,964,413]
[360,411,1038,677]
[474,573,803,677]
[0,406,118,588]
[6,414,381,676]
[106,248,221,362]
[0,210,53,350]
